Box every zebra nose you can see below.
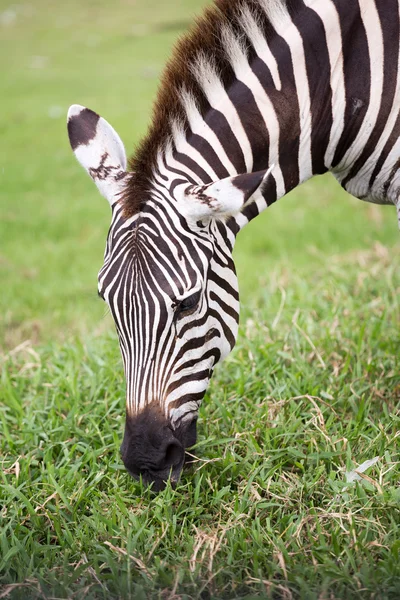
[120,408,185,490]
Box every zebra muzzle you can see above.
[120,405,189,491]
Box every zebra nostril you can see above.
[164,442,184,468]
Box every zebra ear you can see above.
[179,167,274,221]
[67,105,128,205]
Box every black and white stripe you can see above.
[68,0,400,485]
[97,198,237,427]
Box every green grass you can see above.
[0,0,399,598]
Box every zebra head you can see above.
[67,106,271,490]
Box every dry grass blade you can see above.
[104,541,151,577]
[0,581,39,599]
[354,471,384,494]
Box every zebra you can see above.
[67,0,400,491]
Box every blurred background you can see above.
[0,0,399,350]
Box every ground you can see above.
[0,0,399,598]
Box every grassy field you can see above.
[1,0,399,598]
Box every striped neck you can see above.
[125,0,400,219]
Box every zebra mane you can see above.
[123,0,295,217]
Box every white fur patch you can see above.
[259,0,291,30]
[177,165,274,222]
[177,178,247,221]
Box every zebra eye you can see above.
[178,290,201,314]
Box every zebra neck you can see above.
[125,0,400,221]
[174,0,400,211]
[169,0,339,212]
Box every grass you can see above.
[0,0,399,598]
